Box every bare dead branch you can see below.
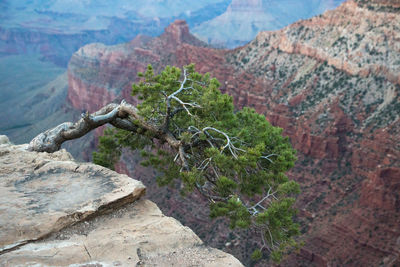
[28,100,182,153]
[260,153,278,163]
[202,127,245,159]
[162,68,202,130]
[246,186,277,216]
[28,103,122,153]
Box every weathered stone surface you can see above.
[0,141,243,266]
[0,143,146,252]
[1,199,243,267]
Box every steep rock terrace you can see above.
[0,136,243,267]
[228,1,400,265]
[66,1,400,265]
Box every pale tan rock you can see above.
[0,140,243,266]
[1,199,243,267]
[0,142,146,252]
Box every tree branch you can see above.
[162,68,201,131]
[28,100,182,153]
[28,103,122,153]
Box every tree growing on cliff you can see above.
[29,64,300,262]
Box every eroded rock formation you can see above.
[65,1,400,265]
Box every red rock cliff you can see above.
[66,3,400,265]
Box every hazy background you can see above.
[0,0,344,144]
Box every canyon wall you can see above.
[66,1,399,265]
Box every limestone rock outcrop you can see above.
[0,137,243,267]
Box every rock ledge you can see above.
[0,137,243,266]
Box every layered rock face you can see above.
[227,1,400,265]
[66,1,400,265]
[0,137,243,267]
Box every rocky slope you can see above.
[0,136,243,267]
[230,1,400,265]
[65,1,400,265]
[231,1,400,265]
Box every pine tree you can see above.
[28,64,301,262]
[92,64,301,262]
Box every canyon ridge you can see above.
[2,0,399,266]
[66,1,400,265]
